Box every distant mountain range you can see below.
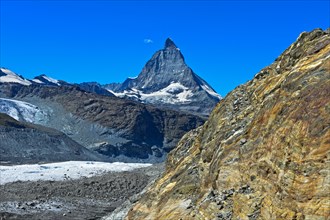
[0,68,65,86]
[0,38,221,163]
[1,38,221,116]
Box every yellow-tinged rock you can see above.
[127,28,330,220]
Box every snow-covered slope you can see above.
[0,98,47,123]
[104,38,221,115]
[0,161,151,185]
[109,82,194,104]
[32,74,61,86]
[0,68,32,86]
[0,68,63,87]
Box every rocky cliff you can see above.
[127,28,330,219]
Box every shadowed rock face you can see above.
[0,113,106,164]
[127,28,330,219]
[0,84,205,163]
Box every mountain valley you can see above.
[0,38,218,163]
[0,28,329,220]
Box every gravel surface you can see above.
[0,163,164,220]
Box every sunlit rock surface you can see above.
[127,28,330,219]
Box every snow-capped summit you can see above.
[104,38,221,115]
[32,74,61,86]
[0,68,62,87]
[0,68,32,86]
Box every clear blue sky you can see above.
[1,0,329,96]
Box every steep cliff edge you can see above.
[127,28,330,219]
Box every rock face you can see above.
[0,84,205,163]
[0,113,106,164]
[104,38,221,116]
[127,28,330,219]
[77,82,115,97]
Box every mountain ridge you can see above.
[1,38,221,116]
[0,82,205,163]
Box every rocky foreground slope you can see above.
[0,113,105,164]
[127,28,330,219]
[0,164,164,220]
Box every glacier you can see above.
[0,98,48,123]
[0,161,152,185]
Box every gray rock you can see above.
[0,113,107,165]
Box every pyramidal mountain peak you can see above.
[164,37,178,49]
[104,38,221,116]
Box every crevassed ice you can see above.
[0,98,47,123]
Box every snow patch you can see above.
[41,75,61,86]
[109,82,194,104]
[0,161,152,185]
[32,78,44,84]
[201,84,222,99]
[128,76,138,80]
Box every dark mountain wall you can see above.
[0,84,205,163]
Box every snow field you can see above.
[0,161,152,185]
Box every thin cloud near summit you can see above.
[144,39,153,44]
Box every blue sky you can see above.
[1,0,329,96]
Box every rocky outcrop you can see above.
[77,82,115,97]
[104,38,221,116]
[127,28,330,219]
[0,113,106,164]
